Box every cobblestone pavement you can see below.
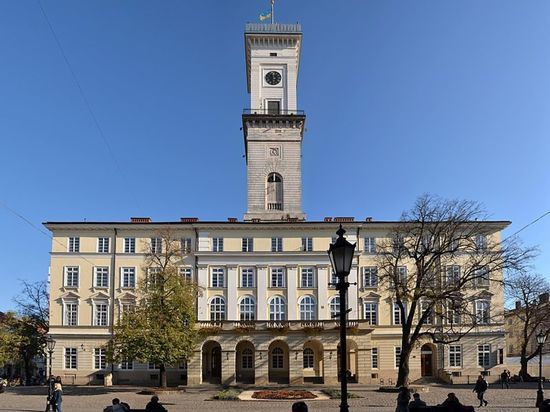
[0,383,543,412]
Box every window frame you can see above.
[271,347,284,369]
[364,236,376,254]
[94,347,107,370]
[121,267,136,289]
[124,237,136,254]
[64,347,78,369]
[300,267,315,288]
[209,296,226,321]
[68,237,80,253]
[362,266,378,288]
[270,267,285,288]
[93,301,109,327]
[269,295,286,321]
[271,237,283,252]
[97,237,110,253]
[329,296,340,319]
[299,295,316,321]
[211,267,225,288]
[303,348,314,369]
[212,237,224,252]
[449,345,462,367]
[63,301,78,326]
[371,347,379,369]
[475,300,490,325]
[240,267,255,288]
[242,237,254,252]
[302,237,313,252]
[477,344,491,368]
[239,296,256,321]
[94,266,109,288]
[363,301,378,325]
[394,346,402,369]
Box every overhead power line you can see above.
[504,210,550,241]
[37,0,140,208]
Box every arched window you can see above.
[266,173,283,210]
[299,295,316,320]
[272,347,284,369]
[242,348,253,369]
[269,296,286,321]
[210,296,225,321]
[329,296,340,320]
[239,296,256,321]
[303,348,314,369]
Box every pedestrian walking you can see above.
[473,374,488,407]
[501,369,510,389]
[51,382,63,412]
[396,386,411,412]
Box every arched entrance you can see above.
[337,339,359,383]
[268,340,289,384]
[421,343,435,377]
[202,341,222,384]
[303,340,324,384]
[236,340,255,384]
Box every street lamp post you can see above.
[328,225,356,412]
[45,336,56,412]
[536,330,547,408]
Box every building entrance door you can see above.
[421,345,433,377]
[211,347,221,381]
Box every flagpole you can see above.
[271,0,274,24]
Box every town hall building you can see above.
[45,21,507,386]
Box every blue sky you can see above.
[1,1,549,311]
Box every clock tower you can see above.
[242,23,306,221]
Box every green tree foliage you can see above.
[110,231,199,387]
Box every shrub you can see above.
[321,389,361,399]
[212,388,242,400]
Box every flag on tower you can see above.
[259,10,272,21]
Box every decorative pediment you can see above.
[474,290,494,299]
[58,291,80,301]
[116,291,137,302]
[362,292,381,300]
[88,291,110,301]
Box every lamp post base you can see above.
[536,388,544,407]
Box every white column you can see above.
[257,266,268,320]
[197,265,209,321]
[287,266,298,320]
[227,266,238,320]
[348,265,359,320]
[317,266,329,320]
[198,231,210,252]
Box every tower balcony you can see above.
[245,23,302,34]
[243,108,305,116]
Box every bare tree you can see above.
[506,271,550,379]
[376,194,535,387]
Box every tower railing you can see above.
[245,23,302,34]
[243,108,305,116]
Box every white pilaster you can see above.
[348,265,359,320]
[227,266,238,320]
[257,266,268,320]
[197,266,209,321]
[287,266,298,320]
[317,266,329,320]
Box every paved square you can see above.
[0,383,543,411]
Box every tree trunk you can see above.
[519,345,532,379]
[396,343,412,387]
[23,355,32,386]
[160,364,167,388]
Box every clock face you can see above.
[265,71,282,86]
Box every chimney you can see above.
[365,217,373,222]
[227,217,238,222]
[324,217,333,222]
[334,217,355,222]
[130,217,151,223]
[540,293,549,304]
[180,217,199,223]
[515,301,522,310]
[251,218,261,223]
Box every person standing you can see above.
[501,369,510,389]
[145,395,167,412]
[51,382,63,412]
[473,375,489,407]
[396,386,411,412]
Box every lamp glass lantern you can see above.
[46,336,56,352]
[328,225,356,276]
[537,331,547,345]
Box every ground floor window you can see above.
[477,344,491,368]
[394,347,401,369]
[371,347,378,369]
[272,347,284,369]
[94,348,107,369]
[65,348,77,369]
[449,345,462,367]
[242,348,253,369]
[303,348,314,369]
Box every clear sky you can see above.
[1,1,549,311]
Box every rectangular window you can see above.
[393,302,403,325]
[445,265,461,286]
[120,302,135,318]
[124,237,136,254]
[65,266,79,287]
[148,267,161,286]
[211,268,225,288]
[148,362,158,370]
[68,237,80,253]
[421,300,434,325]
[478,344,491,368]
[271,267,285,288]
[300,267,314,288]
[364,237,376,253]
[364,302,378,325]
[94,267,109,288]
[242,237,254,252]
[371,348,379,369]
[397,266,407,283]
[271,237,283,252]
[449,345,462,367]
[64,302,78,326]
[212,237,224,252]
[475,300,490,324]
[179,267,192,281]
[394,347,402,369]
[362,266,378,288]
[94,348,107,369]
[302,237,313,252]
[65,348,77,369]
[150,237,162,254]
[330,272,338,288]
[120,359,133,370]
[181,237,192,253]
[97,237,110,253]
[267,100,280,115]
[241,268,254,288]
[121,267,136,288]
[476,234,487,252]
[94,302,108,326]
